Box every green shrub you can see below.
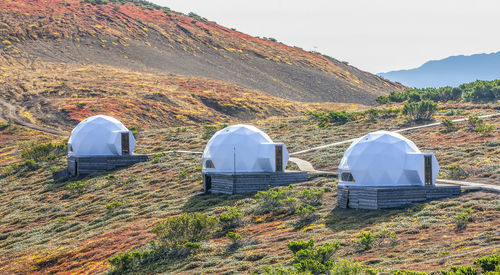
[446,165,468,180]
[255,185,295,214]
[23,159,39,171]
[202,125,218,139]
[287,239,315,254]
[402,100,438,121]
[356,231,374,250]
[441,119,456,132]
[289,239,340,274]
[19,140,66,162]
[152,213,217,247]
[468,116,484,129]
[452,208,474,232]
[218,207,243,231]
[474,123,495,136]
[307,110,355,127]
[66,181,86,192]
[474,254,499,272]
[150,152,166,163]
[226,232,241,244]
[299,188,325,206]
[329,259,364,274]
[441,265,478,275]
[105,200,123,211]
[1,164,18,176]
[295,204,316,223]
[109,251,137,272]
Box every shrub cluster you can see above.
[376,79,500,104]
[452,208,474,232]
[402,100,438,121]
[307,108,400,127]
[19,140,66,162]
[109,213,215,273]
[468,116,495,136]
[218,207,243,231]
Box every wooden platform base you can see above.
[67,155,149,176]
[204,171,308,194]
[337,184,461,210]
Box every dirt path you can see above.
[0,98,68,136]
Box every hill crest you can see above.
[0,0,404,104]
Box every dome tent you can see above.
[202,124,289,173]
[68,115,136,156]
[338,130,439,186]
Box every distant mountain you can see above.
[378,51,500,88]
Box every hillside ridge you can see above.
[0,0,404,104]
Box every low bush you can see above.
[218,207,243,231]
[202,125,218,139]
[402,100,438,121]
[295,204,317,225]
[474,254,499,272]
[452,208,474,232]
[307,110,355,127]
[474,122,495,137]
[468,116,484,129]
[299,188,325,206]
[441,265,478,275]
[226,232,241,244]
[152,213,217,247]
[356,231,374,250]
[441,119,456,132]
[19,140,66,162]
[105,200,123,211]
[289,239,340,274]
[255,185,295,214]
[446,165,468,180]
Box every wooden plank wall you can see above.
[68,155,149,176]
[338,185,461,210]
[209,172,308,194]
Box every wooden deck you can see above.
[67,155,149,176]
[337,184,461,210]
[205,171,308,194]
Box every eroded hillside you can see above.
[0,0,404,104]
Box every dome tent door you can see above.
[424,155,432,185]
[275,145,283,172]
[121,132,130,155]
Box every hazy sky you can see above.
[151,0,500,73]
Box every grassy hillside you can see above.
[0,0,404,104]
[0,103,498,274]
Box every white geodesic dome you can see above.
[338,131,439,186]
[68,115,136,156]
[202,124,289,173]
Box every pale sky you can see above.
[151,0,500,74]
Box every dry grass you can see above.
[0,102,498,273]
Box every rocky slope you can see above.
[0,0,404,105]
